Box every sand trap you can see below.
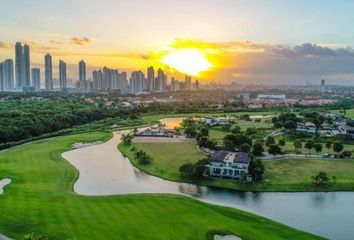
[214,235,241,240]
[62,130,196,196]
[133,136,185,143]
[73,141,103,149]
[0,178,11,195]
[160,118,184,129]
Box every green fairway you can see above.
[121,140,354,192]
[0,132,323,239]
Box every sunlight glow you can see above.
[162,49,212,76]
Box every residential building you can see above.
[209,151,251,179]
[59,60,67,91]
[257,93,286,100]
[45,54,53,90]
[155,68,166,92]
[147,66,154,92]
[31,68,40,91]
[185,75,192,90]
[130,71,144,94]
[3,59,14,91]
[79,60,86,81]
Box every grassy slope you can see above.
[0,132,323,240]
[120,141,354,192]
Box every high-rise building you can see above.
[15,42,23,89]
[92,70,103,89]
[59,60,67,91]
[31,68,40,91]
[45,54,53,90]
[79,60,86,81]
[0,62,3,91]
[171,78,180,92]
[155,68,166,92]
[130,71,144,94]
[147,66,154,92]
[185,75,192,90]
[23,44,31,88]
[15,42,31,90]
[2,59,14,91]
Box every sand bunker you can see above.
[0,178,11,195]
[214,235,241,240]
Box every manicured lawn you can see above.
[0,132,322,240]
[264,158,354,191]
[121,140,354,192]
[120,141,206,180]
[279,140,354,155]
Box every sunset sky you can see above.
[1,0,354,85]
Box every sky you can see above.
[1,0,354,85]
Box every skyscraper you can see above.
[79,60,86,81]
[31,68,40,91]
[15,42,31,90]
[156,68,166,92]
[3,59,14,91]
[130,71,144,94]
[147,66,154,92]
[23,44,31,88]
[92,70,103,89]
[59,60,67,91]
[15,42,23,89]
[45,54,53,90]
[0,62,3,91]
[185,75,192,90]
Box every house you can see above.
[339,125,354,138]
[296,122,317,133]
[135,127,172,137]
[209,151,251,179]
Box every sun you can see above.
[162,49,212,76]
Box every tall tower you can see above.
[59,60,67,91]
[147,66,154,92]
[45,54,53,90]
[156,68,166,92]
[15,42,23,89]
[185,75,192,90]
[3,59,14,91]
[0,62,3,91]
[79,60,86,81]
[31,68,40,91]
[23,44,31,88]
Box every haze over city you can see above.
[2,0,354,85]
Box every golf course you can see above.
[0,130,324,240]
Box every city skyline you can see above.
[2,1,354,85]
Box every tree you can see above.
[205,139,217,150]
[265,136,275,147]
[179,163,195,179]
[304,140,315,153]
[184,126,197,138]
[222,123,231,132]
[197,136,209,148]
[314,143,323,153]
[121,134,133,145]
[135,150,152,165]
[22,233,47,240]
[342,150,352,159]
[333,141,344,155]
[278,139,286,147]
[223,134,236,151]
[230,125,241,134]
[325,141,332,152]
[268,144,282,155]
[249,159,265,182]
[199,127,209,137]
[252,142,264,156]
[312,172,330,186]
[293,140,302,154]
[239,143,251,153]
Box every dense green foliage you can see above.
[0,99,136,145]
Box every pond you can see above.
[63,129,354,240]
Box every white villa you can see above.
[209,151,251,179]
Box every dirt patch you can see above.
[214,235,241,240]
